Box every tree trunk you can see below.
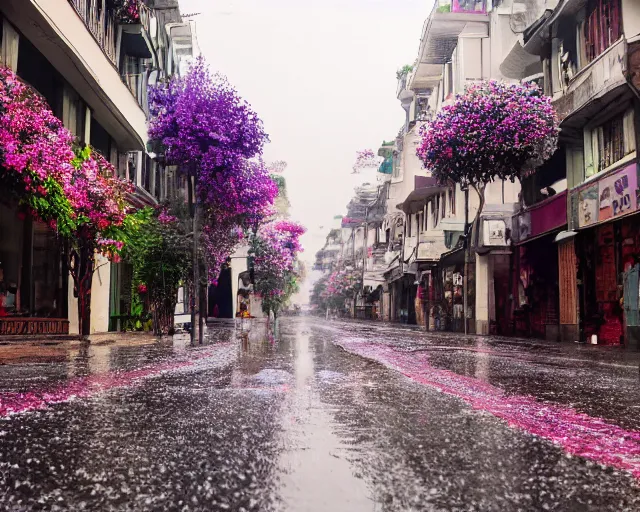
[470,183,486,250]
[72,240,95,339]
[152,296,177,336]
[463,183,486,334]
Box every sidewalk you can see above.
[320,317,640,369]
[0,331,160,365]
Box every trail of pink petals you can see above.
[0,344,234,417]
[337,340,640,479]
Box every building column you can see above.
[558,238,579,342]
[475,253,493,335]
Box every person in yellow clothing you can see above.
[237,303,251,318]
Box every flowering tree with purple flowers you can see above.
[149,58,276,339]
[148,59,274,279]
[416,81,558,237]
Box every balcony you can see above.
[437,0,487,14]
[552,38,628,127]
[3,0,148,150]
[415,0,489,66]
[68,0,117,65]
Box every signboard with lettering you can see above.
[578,184,599,227]
[483,219,507,246]
[598,164,637,221]
[0,318,70,336]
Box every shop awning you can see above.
[439,246,465,266]
[499,40,542,79]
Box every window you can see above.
[407,215,412,238]
[588,109,635,176]
[392,153,400,178]
[417,212,423,233]
[583,0,621,64]
[449,187,456,215]
[441,193,446,218]
[127,152,138,185]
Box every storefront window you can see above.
[0,203,24,316]
[0,203,65,318]
[32,222,64,318]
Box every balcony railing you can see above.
[68,0,117,65]
[437,0,487,13]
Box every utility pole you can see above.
[463,188,469,335]
[188,173,203,345]
[362,206,368,319]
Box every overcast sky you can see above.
[180,0,431,301]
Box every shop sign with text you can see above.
[574,163,639,228]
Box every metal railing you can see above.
[68,0,117,65]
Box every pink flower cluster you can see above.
[252,220,306,298]
[158,208,178,224]
[353,149,381,172]
[0,65,133,251]
[416,80,558,187]
[0,66,74,201]
[321,268,362,302]
[112,0,140,24]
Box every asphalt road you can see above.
[0,318,639,511]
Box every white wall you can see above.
[68,256,111,335]
[5,0,148,149]
[622,0,640,38]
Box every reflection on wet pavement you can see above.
[0,318,638,510]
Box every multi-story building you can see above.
[501,0,640,345]
[383,0,521,332]
[0,0,198,336]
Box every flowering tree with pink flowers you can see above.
[416,81,558,238]
[0,65,135,336]
[250,220,305,318]
[319,268,363,313]
[352,149,381,174]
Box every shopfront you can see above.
[0,202,68,335]
[422,250,465,333]
[570,162,640,345]
[513,191,567,341]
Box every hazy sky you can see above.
[180,0,431,300]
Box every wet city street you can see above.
[0,318,640,511]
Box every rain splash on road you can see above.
[0,318,638,510]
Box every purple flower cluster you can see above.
[148,58,268,171]
[148,58,277,275]
[416,81,558,187]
